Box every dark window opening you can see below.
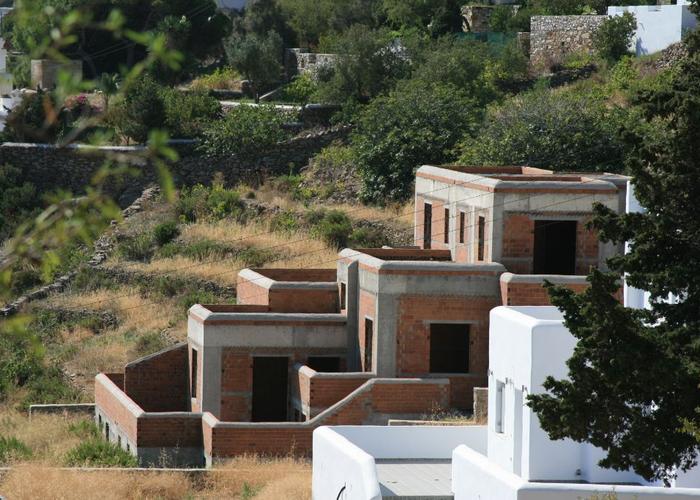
[98,415,102,427]
[252,357,289,422]
[118,435,122,447]
[430,323,470,373]
[533,220,577,275]
[191,348,198,398]
[459,211,466,244]
[364,318,374,372]
[477,216,485,261]
[423,203,432,249]
[444,208,450,244]
[307,356,342,373]
[340,282,347,311]
[105,422,110,440]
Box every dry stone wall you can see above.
[530,15,607,71]
[0,126,350,207]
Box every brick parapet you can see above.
[203,378,449,459]
[292,364,374,418]
[500,273,590,306]
[124,343,189,412]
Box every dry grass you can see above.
[0,410,89,466]
[49,288,181,334]
[117,256,242,286]
[0,458,312,499]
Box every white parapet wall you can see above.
[312,425,487,500]
[608,2,698,56]
[453,444,700,500]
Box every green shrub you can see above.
[20,367,83,410]
[272,173,314,202]
[152,221,180,247]
[0,164,39,239]
[177,183,245,222]
[73,268,119,292]
[0,436,32,464]
[10,268,42,296]
[349,227,387,248]
[117,73,166,143]
[161,89,221,139]
[64,439,138,467]
[116,233,154,262]
[270,210,300,233]
[238,247,277,267]
[131,332,169,358]
[593,12,636,63]
[200,105,289,159]
[310,209,353,249]
[177,290,218,312]
[279,74,318,104]
[68,420,100,440]
[190,67,241,91]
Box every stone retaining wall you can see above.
[530,15,608,71]
[0,126,351,207]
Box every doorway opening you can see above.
[533,220,577,274]
[251,357,289,422]
[423,203,432,249]
[364,318,374,372]
[430,323,470,373]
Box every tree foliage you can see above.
[200,104,289,159]
[226,30,283,100]
[353,80,479,203]
[528,19,700,483]
[457,89,627,172]
[7,0,229,80]
[593,12,637,62]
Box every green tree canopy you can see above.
[352,80,480,203]
[7,0,230,80]
[226,30,283,100]
[593,12,637,62]
[456,88,627,172]
[528,7,700,483]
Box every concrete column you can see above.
[200,345,222,418]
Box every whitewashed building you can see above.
[608,0,698,56]
[312,306,700,499]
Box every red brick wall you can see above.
[218,348,348,422]
[205,379,449,458]
[124,344,188,412]
[431,199,449,250]
[220,351,252,421]
[500,280,589,306]
[268,288,339,313]
[358,290,376,372]
[396,295,498,409]
[95,374,139,442]
[137,416,203,448]
[501,213,600,274]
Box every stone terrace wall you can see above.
[0,126,350,207]
[530,15,608,71]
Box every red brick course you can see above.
[124,344,188,412]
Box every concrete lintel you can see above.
[189,305,347,325]
[138,412,203,419]
[500,272,589,286]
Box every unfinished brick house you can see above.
[95,165,629,467]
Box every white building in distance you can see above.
[609,0,698,56]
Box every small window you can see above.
[459,211,466,244]
[117,435,122,447]
[126,443,130,452]
[307,356,341,373]
[477,216,486,261]
[191,348,198,398]
[340,282,347,311]
[98,415,102,427]
[495,380,505,434]
[364,318,374,372]
[429,323,470,373]
[444,208,450,244]
[105,422,110,440]
[423,203,432,249]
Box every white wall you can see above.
[312,427,381,500]
[608,4,698,56]
[454,444,700,500]
[488,306,650,483]
[313,425,487,500]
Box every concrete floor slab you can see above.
[376,459,453,500]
